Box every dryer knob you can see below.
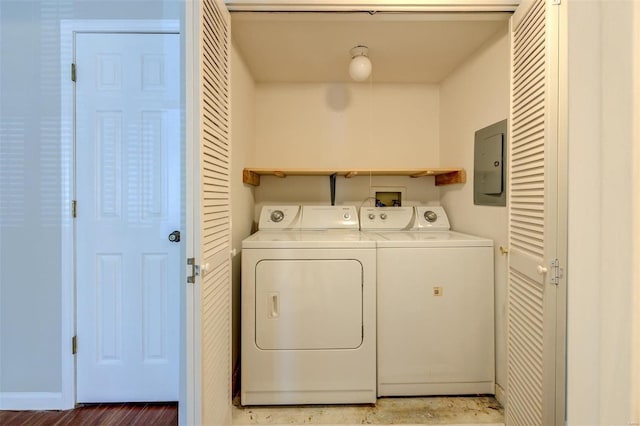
[270,210,285,223]
[343,213,351,220]
[380,213,387,220]
[368,213,375,220]
[424,210,438,223]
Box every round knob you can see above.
[424,210,438,223]
[168,230,181,243]
[368,213,375,220]
[343,213,351,220]
[380,213,387,220]
[270,210,284,223]
[537,265,548,275]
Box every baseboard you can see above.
[0,392,71,410]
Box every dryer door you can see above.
[255,259,363,350]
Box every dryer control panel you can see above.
[300,205,359,230]
[258,205,301,230]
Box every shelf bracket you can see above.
[243,169,260,186]
[435,169,466,186]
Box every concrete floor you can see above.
[232,396,504,425]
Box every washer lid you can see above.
[242,230,376,249]
[372,231,493,248]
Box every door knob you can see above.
[168,230,181,242]
[537,265,548,275]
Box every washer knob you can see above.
[270,210,285,223]
[368,213,375,220]
[343,213,351,220]
[380,213,387,220]
[424,210,438,223]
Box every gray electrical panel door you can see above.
[474,119,507,206]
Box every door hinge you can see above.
[71,200,77,218]
[187,257,199,283]
[550,259,563,285]
[71,63,76,82]
[72,336,77,355]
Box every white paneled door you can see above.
[507,0,565,424]
[75,33,180,402]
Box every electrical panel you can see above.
[474,119,507,206]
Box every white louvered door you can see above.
[507,0,562,425]
[191,0,232,424]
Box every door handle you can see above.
[537,265,548,275]
[168,230,181,242]
[268,293,279,319]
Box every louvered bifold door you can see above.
[196,0,232,424]
[506,0,560,425]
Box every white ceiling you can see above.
[231,12,510,83]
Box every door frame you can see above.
[60,19,182,411]
[224,0,519,12]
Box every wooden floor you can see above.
[0,402,178,426]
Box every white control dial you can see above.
[424,210,437,223]
[368,213,375,220]
[380,213,387,220]
[270,210,285,222]
[343,213,351,220]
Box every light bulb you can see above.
[349,46,372,82]
[349,55,372,81]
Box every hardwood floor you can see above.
[0,402,178,426]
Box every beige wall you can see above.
[254,83,440,169]
[252,82,442,208]
[439,26,509,395]
[230,43,256,372]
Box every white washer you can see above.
[241,205,377,405]
[361,206,495,396]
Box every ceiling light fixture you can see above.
[349,45,372,82]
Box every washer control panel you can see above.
[414,206,450,231]
[259,205,301,229]
[359,207,414,230]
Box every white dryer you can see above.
[241,205,377,405]
[361,206,494,396]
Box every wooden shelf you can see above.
[242,168,466,187]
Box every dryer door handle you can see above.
[268,292,279,319]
